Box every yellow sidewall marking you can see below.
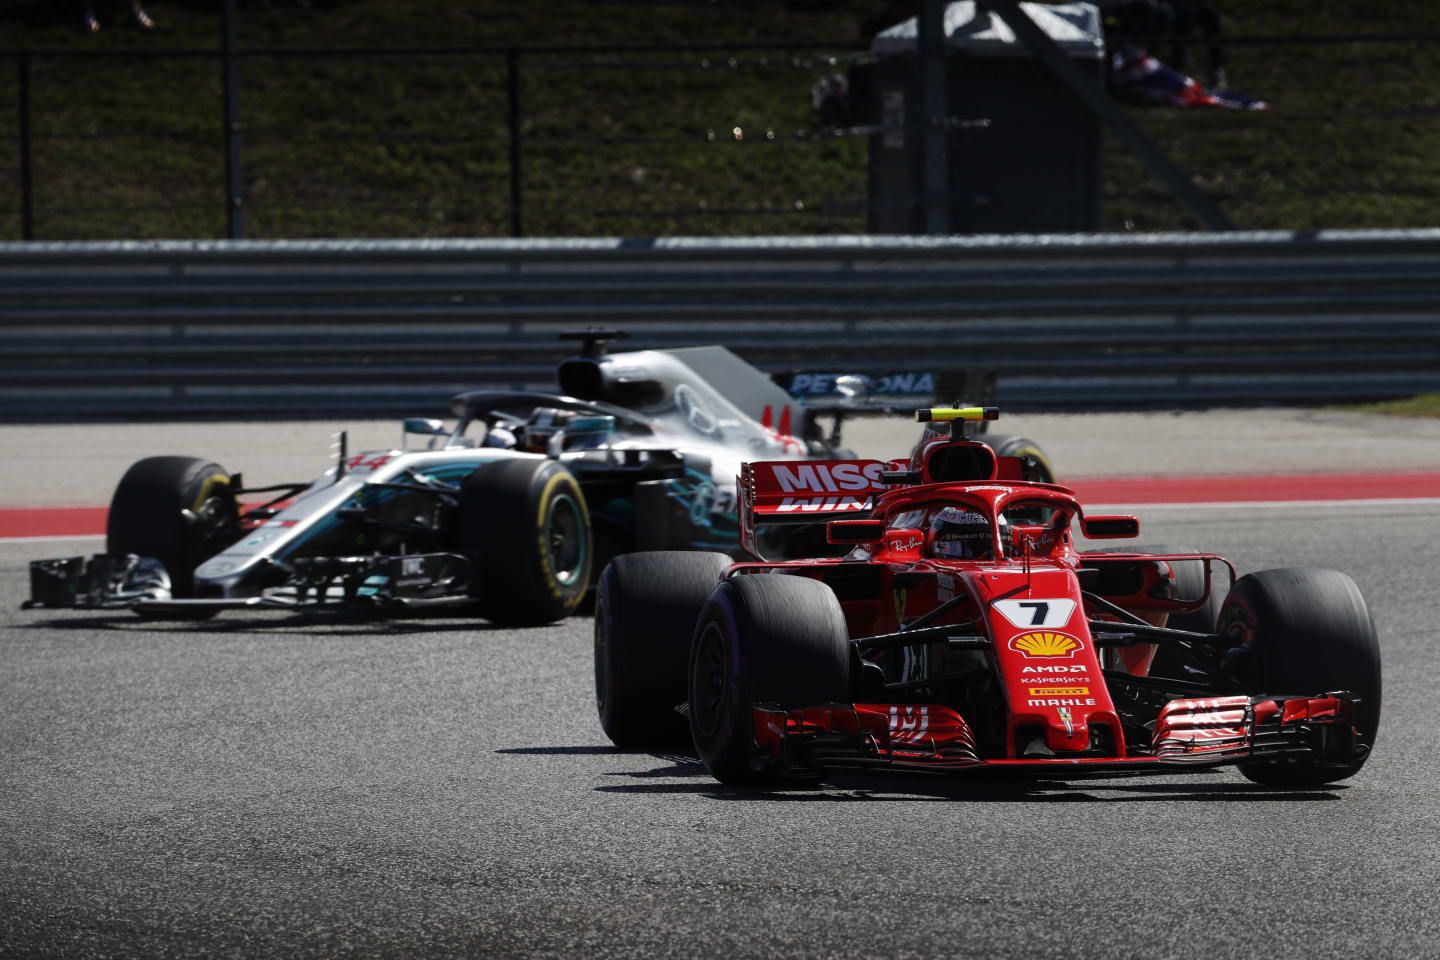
[535,471,590,606]
[191,473,230,512]
[1012,445,1055,481]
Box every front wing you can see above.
[23,552,474,616]
[750,694,1362,779]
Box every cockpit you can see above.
[928,506,1006,561]
[870,496,1070,563]
[488,408,618,456]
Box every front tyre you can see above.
[106,456,240,597]
[595,551,732,749]
[689,574,850,785]
[457,458,592,625]
[1221,568,1381,786]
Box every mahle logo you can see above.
[1009,631,1082,659]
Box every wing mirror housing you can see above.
[1081,515,1140,539]
[404,417,447,435]
[403,417,449,452]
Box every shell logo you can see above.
[1009,631,1082,659]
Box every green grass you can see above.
[1346,393,1440,417]
[1,1,1438,239]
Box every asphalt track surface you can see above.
[3,416,1440,958]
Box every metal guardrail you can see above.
[3,229,1440,421]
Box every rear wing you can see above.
[739,458,899,558]
[770,368,997,439]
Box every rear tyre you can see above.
[106,456,240,598]
[1220,568,1381,786]
[689,574,851,785]
[595,551,731,749]
[457,458,592,625]
[978,433,1056,484]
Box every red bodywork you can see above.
[727,436,1361,778]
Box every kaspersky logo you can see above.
[1009,631,1083,659]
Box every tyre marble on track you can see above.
[3,503,1439,958]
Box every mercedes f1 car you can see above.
[594,407,1381,787]
[23,333,1053,624]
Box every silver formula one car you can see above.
[24,332,1054,624]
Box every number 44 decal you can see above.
[993,598,1077,629]
[346,453,393,473]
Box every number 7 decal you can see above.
[1017,601,1049,625]
[993,598,1076,629]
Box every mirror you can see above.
[1081,515,1139,539]
[404,418,447,435]
[402,417,448,452]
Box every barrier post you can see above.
[221,0,245,239]
[508,48,523,237]
[18,50,34,241]
[918,0,949,234]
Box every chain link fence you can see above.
[1,24,1438,240]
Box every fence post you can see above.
[918,0,949,234]
[17,50,34,241]
[221,0,245,239]
[507,48,523,237]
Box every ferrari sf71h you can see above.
[595,407,1380,787]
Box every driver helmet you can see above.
[521,407,576,454]
[929,506,1004,560]
[562,415,616,451]
[483,425,517,449]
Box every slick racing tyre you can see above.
[1220,568,1381,786]
[457,458,592,625]
[106,456,241,598]
[689,574,850,786]
[595,551,732,750]
[977,433,1056,485]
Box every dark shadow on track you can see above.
[587,754,1348,803]
[20,610,520,635]
[496,746,711,775]
[496,746,628,756]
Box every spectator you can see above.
[82,0,154,31]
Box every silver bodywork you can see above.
[24,342,932,615]
[196,346,816,599]
[194,447,523,598]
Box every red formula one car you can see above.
[594,408,1380,787]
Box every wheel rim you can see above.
[691,621,729,738]
[191,494,237,551]
[1219,613,1260,689]
[545,493,586,587]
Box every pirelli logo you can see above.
[1029,686,1089,697]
